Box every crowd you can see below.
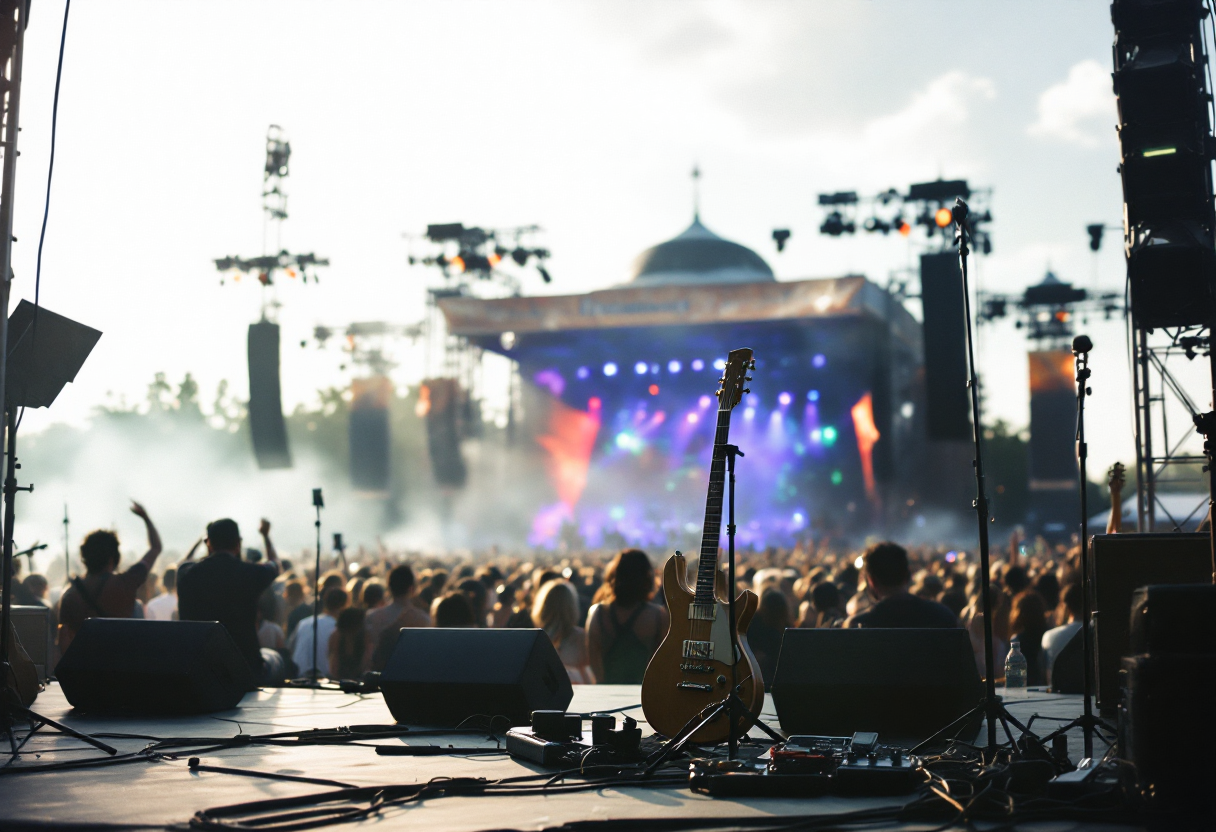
[7,501,1089,690]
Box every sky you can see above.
[5,0,1207,545]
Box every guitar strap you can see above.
[71,574,111,617]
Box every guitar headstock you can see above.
[716,348,755,411]
[1108,461,1126,492]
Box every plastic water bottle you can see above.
[1004,638,1028,698]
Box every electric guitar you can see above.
[640,348,765,743]
[1107,462,1126,534]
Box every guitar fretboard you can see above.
[693,408,734,604]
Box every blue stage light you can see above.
[650,363,660,374]
[807,390,820,402]
[668,360,681,374]
[812,354,826,368]
[577,366,590,380]
[698,395,712,408]
[778,391,792,406]
[634,361,648,375]
[810,428,822,443]
[713,358,726,370]
[603,362,618,377]
[691,359,705,371]
[744,407,756,420]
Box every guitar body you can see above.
[640,552,765,743]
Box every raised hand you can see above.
[259,518,271,537]
[130,500,150,521]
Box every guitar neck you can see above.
[693,409,733,603]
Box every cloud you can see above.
[1028,60,1115,147]
[861,71,996,150]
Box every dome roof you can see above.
[628,217,775,286]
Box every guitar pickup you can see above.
[677,682,713,692]
[687,603,716,621]
[682,640,713,660]
[680,662,713,673]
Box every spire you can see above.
[691,164,701,222]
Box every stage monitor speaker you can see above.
[379,628,572,727]
[918,252,971,441]
[10,605,52,681]
[423,377,467,488]
[349,375,392,494]
[247,320,292,469]
[771,628,981,741]
[1120,653,1216,824]
[1092,533,1211,714]
[1048,627,1084,694]
[1129,583,1216,655]
[56,619,254,715]
[5,299,101,409]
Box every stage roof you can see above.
[439,275,921,350]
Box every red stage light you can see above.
[898,222,912,237]
[451,256,466,273]
[648,384,659,395]
[934,208,953,228]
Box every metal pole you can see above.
[1141,330,1156,531]
[312,502,322,681]
[1074,341,1096,759]
[0,0,28,670]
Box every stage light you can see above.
[698,395,712,408]
[576,366,590,380]
[713,358,726,370]
[451,255,466,273]
[807,390,820,402]
[511,247,529,266]
[822,426,838,445]
[934,207,953,227]
[691,359,705,371]
[668,360,681,373]
[744,407,755,420]
[778,392,792,406]
[793,511,805,526]
[945,551,958,563]
[588,397,601,410]
[1087,224,1105,252]
[772,228,791,252]
[488,252,502,266]
[853,554,864,569]
[810,428,822,443]
[603,362,618,376]
[649,384,659,395]
[634,361,648,375]
[812,354,826,368]
[832,470,844,485]
[898,221,912,237]
[686,412,698,424]
[1142,146,1177,158]
[650,363,660,374]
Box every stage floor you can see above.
[0,683,1137,831]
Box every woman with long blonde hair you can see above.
[532,579,594,684]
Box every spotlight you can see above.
[819,211,855,236]
[634,361,648,375]
[778,392,792,406]
[603,362,618,376]
[576,366,590,380]
[511,247,529,266]
[1087,224,1105,252]
[934,207,954,227]
[668,360,681,373]
[812,354,827,368]
[691,359,705,371]
[807,390,819,402]
[648,384,659,395]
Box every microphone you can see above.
[953,198,970,225]
[1072,334,1093,354]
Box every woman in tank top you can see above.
[586,549,668,684]
[533,579,594,684]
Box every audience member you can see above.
[1009,589,1049,686]
[844,542,959,629]
[457,578,490,627]
[799,580,846,628]
[328,607,366,680]
[748,588,791,686]
[58,501,163,655]
[431,591,476,627]
[178,518,284,686]
[285,580,310,638]
[292,588,348,678]
[586,549,667,684]
[1041,581,1083,683]
[256,588,286,650]
[366,564,431,670]
[145,566,178,620]
[532,579,593,683]
[361,579,386,610]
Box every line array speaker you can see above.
[918,251,971,441]
[247,320,292,469]
[350,375,392,494]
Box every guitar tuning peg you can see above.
[745,376,753,381]
[743,388,751,394]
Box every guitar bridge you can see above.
[677,682,713,692]
[680,662,713,673]
[682,640,713,660]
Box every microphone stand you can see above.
[912,200,1044,758]
[310,495,323,684]
[1038,337,1116,760]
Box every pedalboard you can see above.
[689,732,921,798]
[506,710,642,768]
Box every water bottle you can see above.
[1004,638,1028,698]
